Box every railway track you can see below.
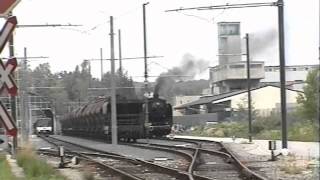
[38,136,196,179]
[131,140,242,179]
[155,137,269,180]
[39,135,269,179]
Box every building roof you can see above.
[264,64,318,68]
[174,90,244,109]
[174,84,303,110]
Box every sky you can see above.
[0,0,319,82]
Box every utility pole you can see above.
[20,47,29,142]
[109,16,117,145]
[245,33,252,143]
[277,0,287,149]
[19,53,48,138]
[143,2,150,139]
[100,48,103,80]
[88,60,91,87]
[118,29,122,73]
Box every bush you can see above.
[185,114,318,142]
[253,114,280,134]
[255,130,281,140]
[288,121,318,142]
[188,122,249,138]
[222,122,248,137]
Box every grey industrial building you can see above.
[173,22,317,126]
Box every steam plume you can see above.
[154,53,209,97]
[249,28,277,57]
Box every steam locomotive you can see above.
[60,95,173,141]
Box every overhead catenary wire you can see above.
[84,55,163,61]
[165,2,278,12]
[17,24,82,28]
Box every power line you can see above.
[132,75,193,78]
[1,56,49,61]
[84,55,163,61]
[149,61,170,71]
[27,87,65,89]
[17,24,82,28]
[88,87,144,90]
[165,2,278,12]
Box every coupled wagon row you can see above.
[60,94,173,141]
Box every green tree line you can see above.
[22,61,135,115]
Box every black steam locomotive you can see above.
[60,95,173,141]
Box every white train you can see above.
[35,118,53,136]
[36,126,52,135]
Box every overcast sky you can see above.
[0,0,319,82]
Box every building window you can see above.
[292,68,297,71]
[229,64,244,69]
[219,24,240,36]
[250,64,262,68]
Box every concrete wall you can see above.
[213,86,300,114]
[173,113,218,127]
[211,62,265,83]
[262,65,318,83]
[174,96,201,107]
[218,22,242,64]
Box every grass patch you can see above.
[279,155,304,174]
[17,145,66,180]
[288,121,318,142]
[83,171,95,180]
[0,154,16,180]
[183,118,318,142]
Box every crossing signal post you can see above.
[0,0,20,157]
[0,0,20,17]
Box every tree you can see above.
[101,70,136,99]
[296,69,319,121]
[233,97,258,122]
[31,63,56,98]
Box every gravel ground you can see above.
[224,142,319,180]
[50,135,183,161]
[172,135,320,180]
[38,153,106,180]
[30,135,57,150]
